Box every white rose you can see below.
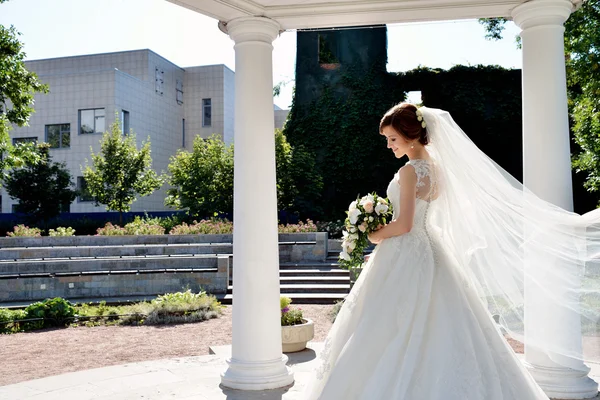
[348,208,361,225]
[364,217,368,222]
[358,223,367,233]
[375,203,389,215]
[349,233,359,241]
[340,251,351,261]
[368,216,374,222]
[349,226,357,234]
[349,200,358,211]
[378,197,387,204]
[347,240,356,251]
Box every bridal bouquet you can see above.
[339,193,393,270]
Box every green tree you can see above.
[166,131,302,218]
[83,120,164,224]
[165,134,234,218]
[286,143,323,218]
[4,143,76,224]
[0,2,48,179]
[275,128,297,211]
[480,2,600,202]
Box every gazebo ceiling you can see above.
[166,0,581,30]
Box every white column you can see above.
[512,1,598,398]
[220,17,294,391]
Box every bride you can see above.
[302,103,600,399]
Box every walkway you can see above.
[1,342,599,400]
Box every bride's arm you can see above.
[369,165,417,243]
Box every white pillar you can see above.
[512,1,598,398]
[220,17,294,391]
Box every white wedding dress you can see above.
[304,159,549,400]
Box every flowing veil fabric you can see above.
[420,107,600,368]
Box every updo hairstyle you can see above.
[379,103,429,146]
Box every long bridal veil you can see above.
[421,107,600,369]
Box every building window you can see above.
[182,118,185,148]
[45,124,70,148]
[155,67,164,95]
[77,177,94,202]
[176,79,184,105]
[79,108,105,134]
[121,110,130,135]
[12,137,37,145]
[202,99,212,127]
[318,34,340,67]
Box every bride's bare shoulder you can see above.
[397,164,417,186]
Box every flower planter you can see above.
[320,63,340,71]
[281,318,314,352]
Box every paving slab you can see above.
[1,342,599,400]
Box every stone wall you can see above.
[0,233,328,303]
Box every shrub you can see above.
[73,301,122,325]
[2,291,223,334]
[96,222,126,236]
[316,220,345,239]
[169,219,233,235]
[144,289,222,325]
[6,224,41,237]
[155,214,186,233]
[280,296,304,326]
[0,308,16,333]
[278,219,317,233]
[123,216,165,235]
[118,302,153,325]
[169,219,318,235]
[96,217,166,236]
[48,226,76,237]
[47,216,110,236]
[24,297,75,328]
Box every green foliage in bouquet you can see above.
[338,193,393,270]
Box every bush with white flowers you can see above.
[339,193,393,270]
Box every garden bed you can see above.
[0,304,336,386]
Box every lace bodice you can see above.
[386,159,436,232]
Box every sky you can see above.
[0,0,523,109]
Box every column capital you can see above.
[511,0,575,30]
[220,17,281,44]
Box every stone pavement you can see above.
[0,343,325,400]
[1,342,600,400]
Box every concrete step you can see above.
[0,254,221,275]
[217,292,346,305]
[0,234,321,248]
[279,262,343,270]
[279,269,349,277]
[0,241,321,261]
[279,276,350,285]
[227,284,349,295]
[0,243,234,261]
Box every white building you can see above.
[3,48,288,213]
